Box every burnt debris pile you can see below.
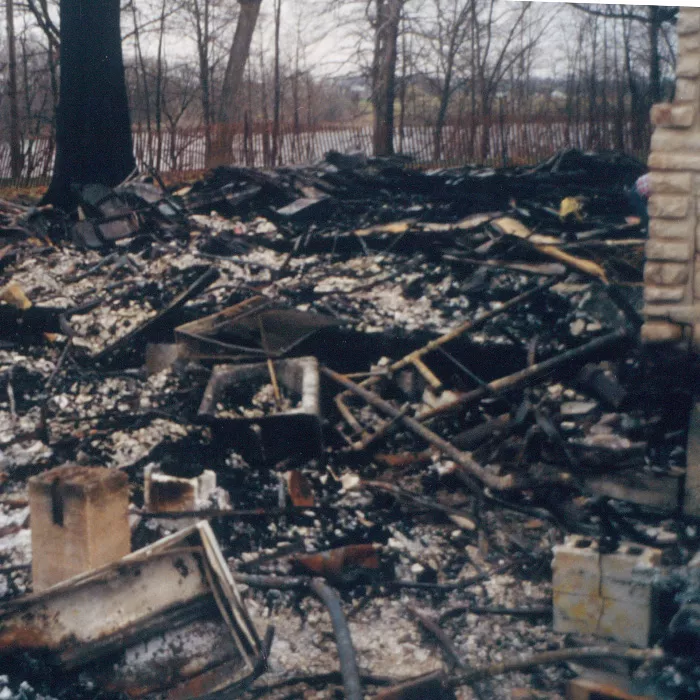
[0,149,698,700]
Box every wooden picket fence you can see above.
[0,116,649,188]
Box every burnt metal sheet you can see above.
[0,522,262,698]
[175,295,340,360]
[197,357,323,462]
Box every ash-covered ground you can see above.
[0,153,697,699]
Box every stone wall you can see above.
[643,7,700,346]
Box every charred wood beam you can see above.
[419,329,629,421]
[322,367,515,491]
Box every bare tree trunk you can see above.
[479,98,490,163]
[272,0,282,166]
[155,0,167,172]
[291,38,301,162]
[613,29,624,152]
[648,6,661,106]
[398,27,407,155]
[43,0,135,207]
[622,15,643,152]
[259,36,271,167]
[130,0,153,158]
[433,60,454,163]
[372,0,402,156]
[6,0,21,179]
[210,0,262,167]
[192,0,212,164]
[245,60,253,165]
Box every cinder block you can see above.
[552,538,662,647]
[29,465,130,591]
[598,597,654,648]
[553,590,603,635]
[601,543,661,605]
[552,535,600,596]
[144,465,217,513]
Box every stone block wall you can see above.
[643,7,700,346]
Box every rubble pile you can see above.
[0,149,698,700]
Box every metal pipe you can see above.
[310,578,363,700]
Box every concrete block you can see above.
[649,171,692,195]
[552,535,600,596]
[640,321,683,344]
[647,194,690,219]
[677,53,700,79]
[680,32,700,55]
[645,239,691,262]
[649,152,700,171]
[29,465,130,592]
[598,598,654,648]
[650,130,694,153]
[553,538,663,647]
[676,78,699,103]
[651,103,695,128]
[601,543,661,605]
[553,590,603,635]
[649,218,693,240]
[643,285,686,304]
[644,262,689,286]
[144,465,217,513]
[678,9,700,36]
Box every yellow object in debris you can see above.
[0,282,32,310]
[559,197,583,221]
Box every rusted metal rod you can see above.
[322,367,514,491]
[419,328,628,421]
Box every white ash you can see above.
[71,299,157,354]
[190,213,244,234]
[0,441,53,471]
[0,351,55,377]
[217,383,301,419]
[0,406,44,444]
[95,419,190,468]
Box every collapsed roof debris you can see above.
[0,149,698,700]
